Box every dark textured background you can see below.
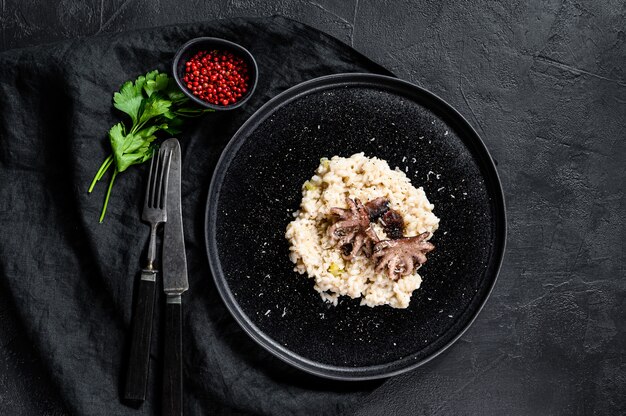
[0,1,624,415]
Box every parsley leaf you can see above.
[137,93,172,127]
[113,81,144,125]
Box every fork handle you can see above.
[162,295,183,416]
[146,223,158,269]
[123,270,157,402]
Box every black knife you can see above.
[160,138,188,416]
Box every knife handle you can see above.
[162,295,183,416]
[123,270,157,402]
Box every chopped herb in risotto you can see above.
[285,153,440,309]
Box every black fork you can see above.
[123,146,173,403]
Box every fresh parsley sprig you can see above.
[89,70,211,222]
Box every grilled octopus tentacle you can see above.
[372,232,435,280]
[328,197,380,260]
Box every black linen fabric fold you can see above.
[0,16,393,415]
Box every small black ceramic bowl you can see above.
[172,37,258,111]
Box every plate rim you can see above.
[204,72,507,380]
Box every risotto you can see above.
[285,153,440,309]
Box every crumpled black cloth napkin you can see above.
[0,16,393,415]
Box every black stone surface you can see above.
[1,1,625,415]
[207,74,505,378]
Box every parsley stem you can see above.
[97,155,114,181]
[130,119,149,135]
[99,168,118,223]
[88,154,113,193]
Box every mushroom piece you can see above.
[372,232,435,280]
[364,197,390,222]
[380,209,405,239]
[364,198,405,239]
[328,197,380,260]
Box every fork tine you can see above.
[145,150,157,209]
[155,148,172,210]
[150,149,163,209]
[157,149,167,208]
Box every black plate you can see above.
[205,73,506,380]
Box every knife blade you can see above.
[161,138,188,297]
[160,138,187,416]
